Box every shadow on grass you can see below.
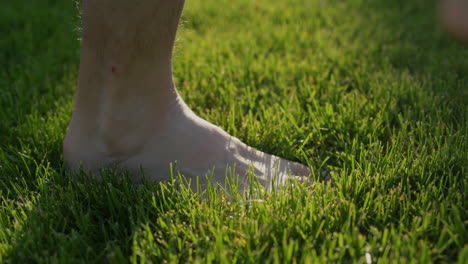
[0,0,79,142]
[0,0,78,198]
[3,170,181,262]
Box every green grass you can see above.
[0,0,467,262]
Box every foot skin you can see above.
[441,0,468,44]
[66,0,311,192]
[64,96,311,192]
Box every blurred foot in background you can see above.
[441,0,468,44]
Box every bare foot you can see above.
[64,0,310,192]
[64,94,310,192]
[441,0,468,44]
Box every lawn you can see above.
[0,0,466,263]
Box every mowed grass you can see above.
[0,0,467,262]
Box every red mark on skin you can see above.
[111,66,117,74]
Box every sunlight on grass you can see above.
[0,0,466,262]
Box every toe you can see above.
[289,161,311,177]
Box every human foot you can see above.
[66,0,311,192]
[64,96,311,192]
[441,0,468,44]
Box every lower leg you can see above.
[64,0,310,191]
[65,0,184,178]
